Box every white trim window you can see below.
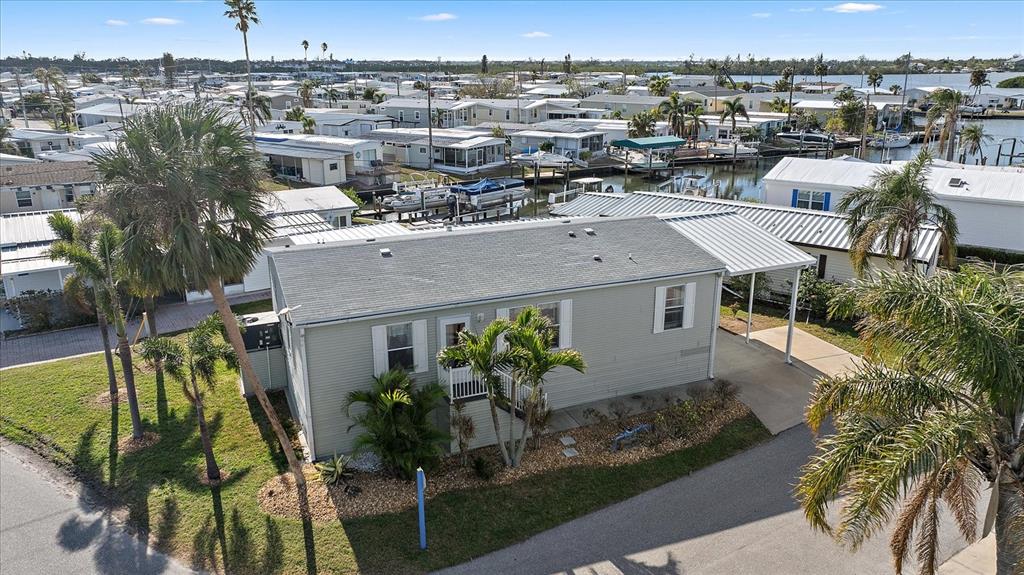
[796,190,827,211]
[371,320,427,374]
[15,189,32,208]
[653,283,696,333]
[502,299,573,349]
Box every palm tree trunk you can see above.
[192,377,221,482]
[995,482,1023,575]
[96,307,118,403]
[242,32,257,150]
[511,393,536,467]
[144,296,168,424]
[115,325,144,440]
[205,278,305,486]
[486,390,511,466]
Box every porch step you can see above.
[562,447,580,458]
[559,435,577,447]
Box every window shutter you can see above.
[371,324,388,375]
[653,286,667,334]
[683,282,697,329]
[823,191,832,211]
[559,299,573,349]
[496,308,510,350]
[412,320,428,373]
[791,189,800,208]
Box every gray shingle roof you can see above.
[0,161,97,187]
[270,216,725,325]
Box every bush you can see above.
[712,379,738,405]
[2,289,95,334]
[793,268,842,320]
[471,455,496,481]
[652,399,707,442]
[957,245,1024,266]
[346,369,450,480]
[315,453,354,487]
[450,401,476,465]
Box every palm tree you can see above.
[284,106,309,122]
[224,0,260,147]
[658,92,691,138]
[720,97,749,161]
[437,318,518,467]
[91,102,306,486]
[141,315,237,482]
[239,89,272,131]
[362,87,380,102]
[782,66,795,122]
[301,116,316,134]
[647,75,670,97]
[504,307,585,467]
[835,150,957,274]
[0,124,20,155]
[320,42,327,65]
[324,87,341,108]
[301,39,309,61]
[768,96,789,114]
[814,56,828,93]
[958,123,992,164]
[969,68,990,103]
[889,84,902,96]
[798,263,1024,575]
[924,88,965,162]
[627,109,657,138]
[296,79,316,108]
[33,66,64,129]
[685,107,708,148]
[47,216,146,441]
[46,212,119,416]
[866,68,883,94]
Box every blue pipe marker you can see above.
[416,467,427,550]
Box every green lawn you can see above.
[721,300,866,356]
[230,299,274,316]
[0,348,770,574]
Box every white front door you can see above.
[437,314,470,379]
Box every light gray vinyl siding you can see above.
[241,347,289,394]
[301,273,718,459]
[457,398,525,451]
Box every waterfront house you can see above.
[266,214,812,459]
[254,133,383,186]
[361,127,506,174]
[761,156,1024,252]
[375,98,458,128]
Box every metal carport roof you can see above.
[609,136,687,150]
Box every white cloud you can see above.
[825,3,883,13]
[788,7,815,12]
[751,12,771,18]
[418,12,456,21]
[105,19,128,26]
[522,31,551,38]
[141,17,183,25]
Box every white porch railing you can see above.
[444,366,547,412]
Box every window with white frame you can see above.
[64,185,75,203]
[795,190,827,211]
[653,283,695,333]
[15,190,32,208]
[385,323,414,371]
[509,302,560,344]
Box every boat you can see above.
[868,133,912,149]
[655,174,711,196]
[512,150,573,168]
[775,131,833,147]
[611,150,671,172]
[450,178,528,209]
[708,141,759,157]
[383,186,453,213]
[548,177,605,206]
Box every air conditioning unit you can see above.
[948,178,967,188]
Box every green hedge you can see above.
[957,245,1024,265]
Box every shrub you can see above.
[653,399,707,441]
[956,246,1024,266]
[793,268,842,321]
[1,289,94,334]
[316,453,354,487]
[728,301,741,317]
[450,401,476,465]
[608,400,633,424]
[471,455,496,481]
[346,369,450,480]
[712,379,738,405]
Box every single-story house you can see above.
[73,102,150,128]
[0,209,79,330]
[580,94,670,118]
[0,161,98,214]
[361,128,506,174]
[696,112,788,141]
[266,214,812,459]
[7,129,75,157]
[374,98,458,128]
[254,133,382,186]
[762,156,1024,252]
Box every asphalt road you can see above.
[0,446,193,575]
[436,424,972,575]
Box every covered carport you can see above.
[659,211,816,368]
[609,136,686,175]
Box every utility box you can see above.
[239,312,289,396]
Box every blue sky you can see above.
[1,1,1021,62]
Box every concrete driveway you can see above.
[0,444,193,575]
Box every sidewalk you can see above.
[939,535,996,574]
[1,291,269,369]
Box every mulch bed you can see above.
[117,431,160,454]
[91,388,128,407]
[258,398,751,522]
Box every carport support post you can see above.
[745,271,755,343]
[785,267,801,364]
[708,272,724,380]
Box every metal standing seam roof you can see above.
[610,136,687,150]
[659,212,816,276]
[552,192,941,263]
[269,216,726,325]
[267,212,335,238]
[1,209,82,247]
[285,221,413,245]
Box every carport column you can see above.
[785,267,801,365]
[745,271,755,343]
[708,271,724,380]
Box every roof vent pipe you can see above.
[379,248,392,257]
[583,227,596,236]
[593,254,602,262]
[568,231,576,238]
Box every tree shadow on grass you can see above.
[190,481,284,575]
[245,391,299,475]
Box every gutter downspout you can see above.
[745,271,755,343]
[708,271,724,380]
[299,327,315,460]
[785,267,801,364]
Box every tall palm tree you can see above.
[437,318,518,467]
[685,107,708,148]
[91,102,306,486]
[958,123,992,164]
[33,66,64,129]
[658,92,691,138]
[835,150,957,274]
[866,68,883,94]
[504,308,585,467]
[720,97,749,161]
[48,216,146,441]
[239,89,272,131]
[296,79,316,108]
[47,212,119,416]
[969,69,990,103]
[301,39,309,62]
[647,75,670,97]
[140,315,237,483]
[324,87,341,108]
[814,56,828,94]
[782,66,795,122]
[320,42,327,65]
[924,88,964,162]
[798,263,1024,575]
[224,0,260,147]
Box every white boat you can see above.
[548,177,605,206]
[868,133,912,149]
[708,141,759,157]
[655,174,711,196]
[383,186,453,213]
[512,150,573,168]
[451,178,529,209]
[776,132,833,147]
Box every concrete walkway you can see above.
[0,443,193,575]
[939,535,996,575]
[750,325,860,378]
[0,291,269,369]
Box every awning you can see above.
[609,136,686,150]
